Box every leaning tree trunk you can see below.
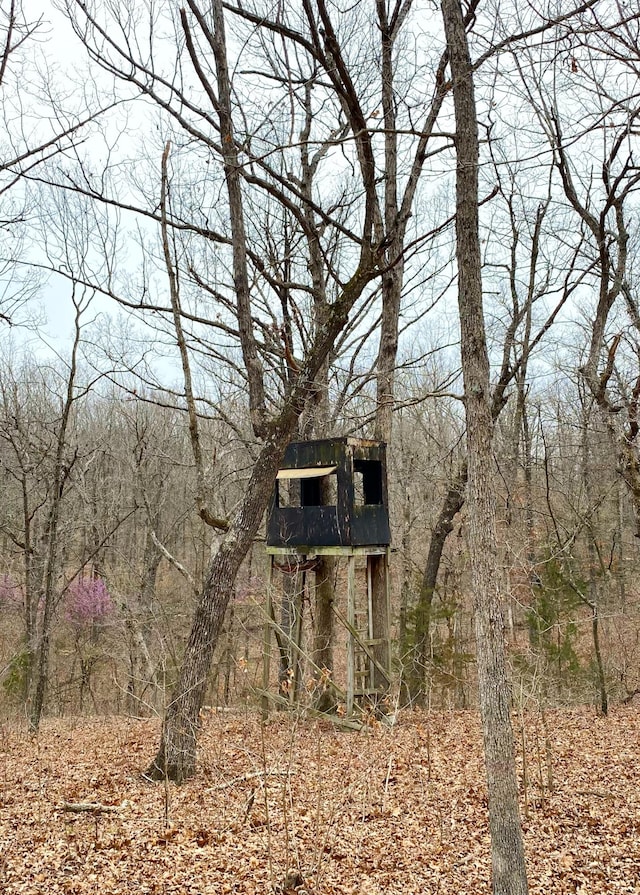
[441,0,529,892]
[145,436,288,782]
[410,461,467,702]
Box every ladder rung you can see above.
[354,638,385,650]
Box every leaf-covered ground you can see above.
[1,706,638,894]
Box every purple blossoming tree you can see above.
[66,577,114,629]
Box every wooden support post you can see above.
[369,550,391,694]
[262,554,274,720]
[346,553,356,717]
[366,557,375,691]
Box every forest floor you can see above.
[0,705,638,894]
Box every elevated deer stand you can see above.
[262,438,392,719]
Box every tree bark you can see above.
[581,408,608,717]
[441,0,529,892]
[313,556,337,712]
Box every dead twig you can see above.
[60,800,125,813]
[210,768,294,790]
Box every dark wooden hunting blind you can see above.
[263,438,393,722]
[266,437,391,549]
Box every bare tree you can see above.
[408,174,586,702]
[57,0,453,774]
[510,0,640,528]
[0,285,110,727]
[0,0,108,326]
[441,0,528,890]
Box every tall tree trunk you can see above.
[22,481,40,703]
[313,556,336,711]
[126,528,162,715]
[441,0,529,892]
[29,290,83,732]
[581,406,608,716]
